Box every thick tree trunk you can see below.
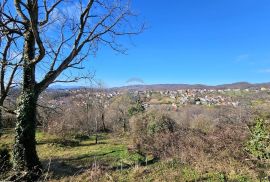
[13,91,41,171]
[0,98,5,137]
[12,30,42,178]
[0,105,3,137]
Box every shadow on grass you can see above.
[66,150,118,162]
[37,139,107,147]
[43,159,85,180]
[42,150,120,179]
[79,141,107,147]
[110,157,159,171]
[42,151,160,180]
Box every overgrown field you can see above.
[1,91,270,181]
[1,128,269,182]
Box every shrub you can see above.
[190,113,215,133]
[73,133,90,141]
[128,100,145,117]
[246,118,270,159]
[130,111,177,158]
[131,108,252,177]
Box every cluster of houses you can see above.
[132,87,270,108]
[43,89,121,109]
[43,87,270,110]
[159,89,240,106]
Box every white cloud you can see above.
[259,69,270,73]
[235,54,250,62]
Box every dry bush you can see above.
[168,106,218,132]
[72,166,105,182]
[105,93,142,132]
[216,105,253,124]
[169,105,254,132]
[190,113,216,133]
[176,123,251,174]
[44,93,107,138]
[130,110,177,158]
[130,107,256,176]
[46,107,86,137]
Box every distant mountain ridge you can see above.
[47,82,270,91]
[111,82,270,91]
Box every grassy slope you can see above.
[0,130,262,182]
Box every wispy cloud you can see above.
[258,69,270,73]
[235,54,250,62]
[126,77,144,84]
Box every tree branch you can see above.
[39,0,63,26]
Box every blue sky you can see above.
[80,0,270,87]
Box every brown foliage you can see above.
[130,107,254,175]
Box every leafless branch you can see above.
[2,0,144,95]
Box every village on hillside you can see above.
[42,86,270,111]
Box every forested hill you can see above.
[111,82,270,91]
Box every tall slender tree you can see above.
[1,0,144,178]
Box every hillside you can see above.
[111,82,270,91]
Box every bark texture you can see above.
[13,91,41,171]
[0,106,3,137]
[13,30,42,177]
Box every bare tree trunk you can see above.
[13,30,42,178]
[0,101,3,137]
[101,112,107,132]
[123,119,127,132]
[95,117,98,144]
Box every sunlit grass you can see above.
[0,130,259,181]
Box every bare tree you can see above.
[0,37,20,135]
[0,2,22,136]
[93,82,109,143]
[1,0,144,178]
[86,90,101,144]
[95,81,108,133]
[107,93,133,132]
